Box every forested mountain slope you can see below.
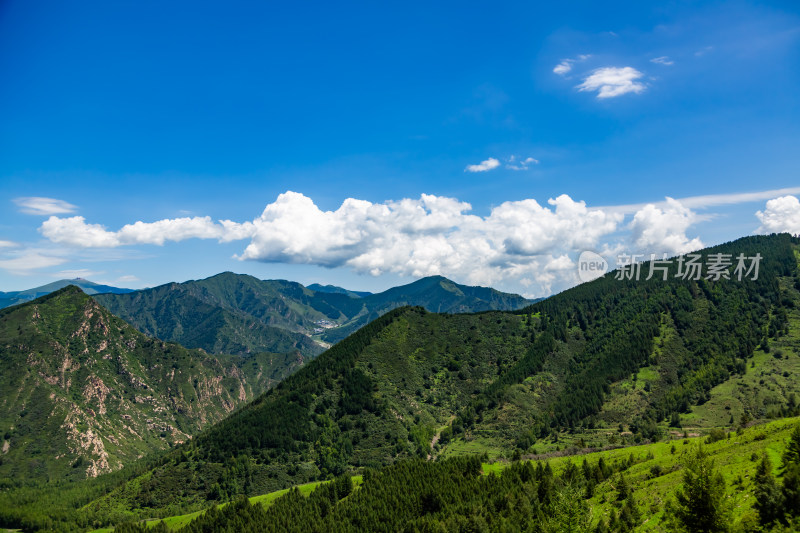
[0,287,305,483]
[94,274,324,357]
[87,234,800,518]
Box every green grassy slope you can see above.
[97,418,800,532]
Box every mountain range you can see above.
[0,279,133,309]
[0,273,533,485]
[2,234,799,532]
[77,234,800,521]
[94,273,535,354]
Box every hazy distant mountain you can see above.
[318,275,538,343]
[306,283,372,298]
[95,273,534,354]
[0,278,133,309]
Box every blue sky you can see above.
[1,0,799,297]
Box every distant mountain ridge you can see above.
[95,273,534,355]
[306,283,372,299]
[0,278,133,309]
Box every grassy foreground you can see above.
[94,416,799,532]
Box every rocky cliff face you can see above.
[0,287,305,481]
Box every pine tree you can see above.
[781,425,800,521]
[670,445,731,533]
[783,425,800,468]
[753,454,783,527]
[545,481,591,533]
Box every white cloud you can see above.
[33,191,721,296]
[650,56,674,66]
[553,61,573,75]
[629,198,703,255]
[506,156,539,171]
[40,215,254,247]
[234,192,623,290]
[577,67,646,98]
[29,187,800,297]
[599,186,800,214]
[553,54,591,76]
[53,269,104,279]
[465,158,501,172]
[756,196,800,235]
[0,252,67,274]
[0,240,18,248]
[14,197,77,215]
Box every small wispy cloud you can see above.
[0,240,18,248]
[0,251,67,274]
[599,186,800,214]
[465,158,501,172]
[53,269,105,279]
[553,54,591,76]
[577,66,646,98]
[506,156,539,171]
[650,56,674,66]
[695,46,714,57]
[14,197,78,215]
[553,61,573,75]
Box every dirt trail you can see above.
[427,415,456,460]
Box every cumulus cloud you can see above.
[38,191,757,294]
[629,198,703,255]
[14,197,77,215]
[756,195,800,235]
[235,192,623,290]
[506,156,539,171]
[40,215,254,247]
[29,188,800,296]
[577,67,646,98]
[38,191,625,291]
[650,56,674,66]
[465,158,501,172]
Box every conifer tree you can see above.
[781,425,800,521]
[670,445,731,533]
[753,454,783,526]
